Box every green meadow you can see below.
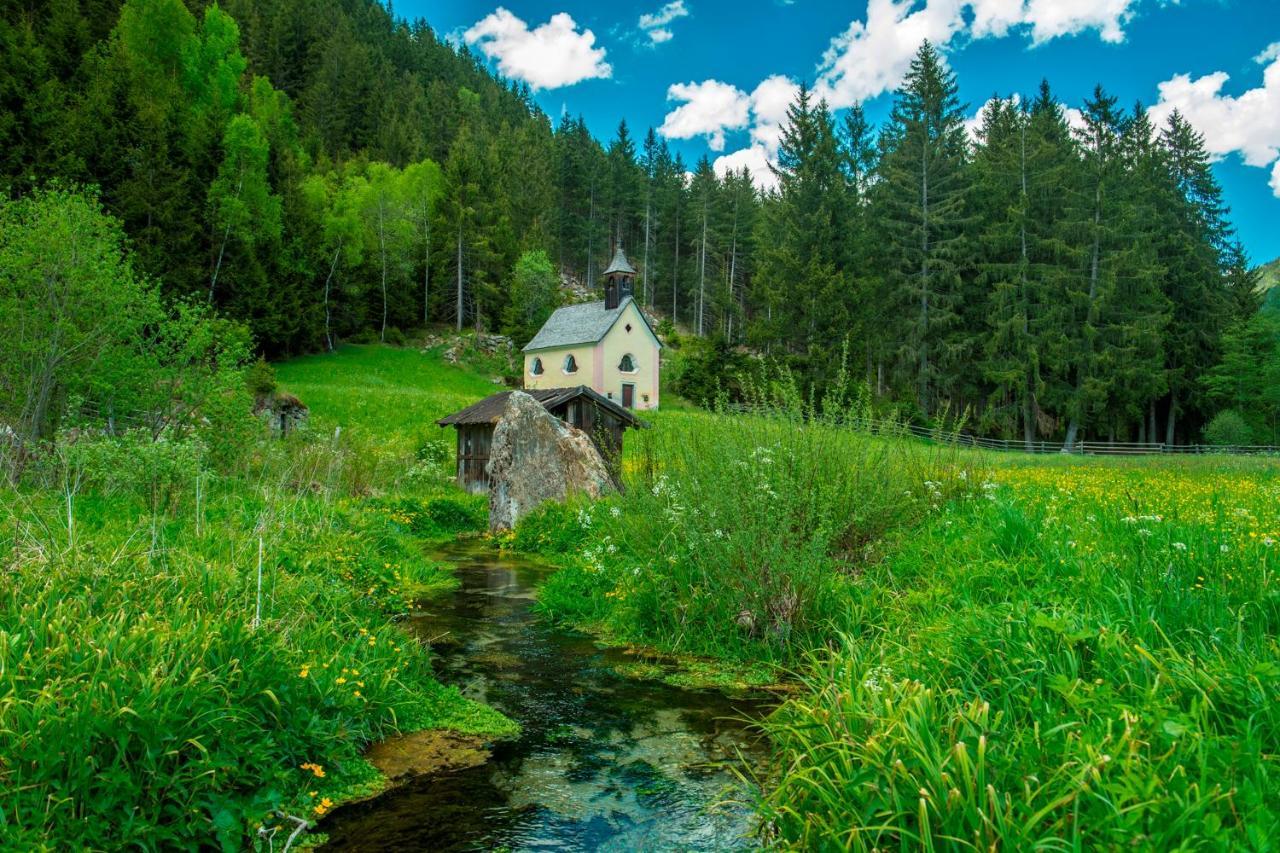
[5,343,1277,850]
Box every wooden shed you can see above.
[436,386,645,493]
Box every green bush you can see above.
[53,429,206,514]
[510,499,593,557]
[246,358,278,398]
[1203,409,1254,446]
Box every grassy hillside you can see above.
[276,343,502,452]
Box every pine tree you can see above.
[873,41,971,417]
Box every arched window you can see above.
[618,354,637,373]
[530,357,544,376]
[562,354,578,374]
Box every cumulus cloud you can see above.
[1149,54,1280,197]
[639,1,689,45]
[464,8,611,91]
[814,0,967,110]
[698,0,1163,192]
[713,145,777,189]
[970,0,1139,44]
[1149,60,1280,168]
[811,0,1143,112]
[660,79,751,151]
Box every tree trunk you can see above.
[322,239,342,352]
[1020,116,1034,452]
[423,208,431,326]
[919,134,931,417]
[378,198,388,343]
[642,194,652,307]
[1165,389,1177,446]
[1064,183,1104,452]
[697,199,707,336]
[455,221,464,332]
[672,207,680,322]
[209,169,245,303]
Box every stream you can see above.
[320,542,771,851]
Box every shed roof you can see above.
[522,296,634,352]
[436,386,645,429]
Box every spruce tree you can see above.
[873,41,971,417]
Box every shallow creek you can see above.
[320,542,771,851]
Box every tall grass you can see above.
[759,460,1280,849]
[534,387,982,666]
[0,344,511,849]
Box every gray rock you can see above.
[255,392,309,437]
[487,391,613,532]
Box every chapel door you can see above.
[621,383,635,409]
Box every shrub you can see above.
[53,429,206,514]
[246,358,278,398]
[1203,409,1254,446]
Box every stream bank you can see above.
[320,541,771,851]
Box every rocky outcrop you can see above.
[487,391,613,532]
[254,392,309,437]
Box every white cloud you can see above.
[814,0,967,110]
[971,0,1139,45]
[1256,41,1280,66]
[1150,54,1280,197]
[639,1,689,45]
[714,145,778,190]
[1150,59,1280,168]
[659,79,751,151]
[664,75,795,187]
[1062,105,1087,134]
[965,95,1010,141]
[812,0,1145,111]
[747,75,801,152]
[464,8,611,91]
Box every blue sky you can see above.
[400,0,1280,264]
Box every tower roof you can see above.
[603,244,636,277]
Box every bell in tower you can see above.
[602,240,637,310]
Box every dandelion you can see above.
[300,763,325,778]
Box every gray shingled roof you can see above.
[603,245,636,276]
[523,297,632,352]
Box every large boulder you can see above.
[487,391,613,532]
